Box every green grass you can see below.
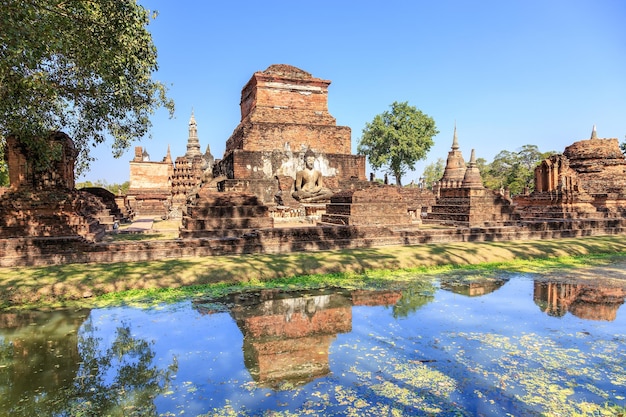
[2,235,626,311]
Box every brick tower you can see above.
[214,64,366,204]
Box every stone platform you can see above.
[3,217,626,267]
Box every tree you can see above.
[357,101,438,186]
[77,179,130,195]
[0,147,7,187]
[0,0,174,176]
[420,157,445,189]
[483,145,554,194]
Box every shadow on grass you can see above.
[4,234,626,310]
[107,233,171,242]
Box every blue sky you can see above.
[79,0,626,184]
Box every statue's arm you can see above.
[315,172,324,188]
[294,172,303,191]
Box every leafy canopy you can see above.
[481,145,555,194]
[357,101,438,186]
[0,0,174,175]
[420,157,445,190]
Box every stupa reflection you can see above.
[534,281,626,321]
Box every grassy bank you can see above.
[2,235,626,310]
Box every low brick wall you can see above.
[2,218,626,267]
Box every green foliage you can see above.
[358,101,438,186]
[0,0,174,175]
[482,145,555,194]
[77,179,130,195]
[420,157,445,189]
[621,136,626,154]
[65,322,176,416]
[0,138,7,186]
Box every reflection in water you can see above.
[0,310,88,415]
[534,282,626,321]
[195,288,404,389]
[71,318,177,416]
[391,280,436,318]
[231,289,351,389]
[1,274,625,416]
[440,277,508,297]
[0,310,176,416]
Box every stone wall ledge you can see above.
[2,220,626,267]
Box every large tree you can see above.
[483,145,554,194]
[420,157,445,190]
[357,101,438,186]
[0,0,174,176]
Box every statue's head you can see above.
[304,148,315,169]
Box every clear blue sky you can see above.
[79,0,626,185]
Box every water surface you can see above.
[1,272,625,416]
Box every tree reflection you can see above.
[0,311,176,417]
[0,310,87,416]
[392,280,436,318]
[64,318,178,416]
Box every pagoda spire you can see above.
[468,148,476,165]
[452,122,459,150]
[590,124,597,139]
[440,122,466,183]
[185,109,202,158]
[461,149,484,189]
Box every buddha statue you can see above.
[292,149,333,203]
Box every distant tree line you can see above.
[76,180,130,195]
[0,150,7,186]
[420,145,556,195]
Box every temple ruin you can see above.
[426,130,516,227]
[126,111,215,218]
[212,64,366,205]
[2,64,626,267]
[514,126,626,221]
[0,133,115,242]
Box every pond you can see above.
[1,271,625,416]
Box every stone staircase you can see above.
[180,191,273,238]
[0,188,107,241]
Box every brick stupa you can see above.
[214,64,366,205]
[0,133,110,241]
[515,126,626,219]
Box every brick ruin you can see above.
[212,64,366,205]
[180,64,370,236]
[3,62,626,267]
[0,133,114,241]
[126,111,215,218]
[127,145,172,216]
[425,129,517,227]
[514,126,626,221]
[321,186,413,226]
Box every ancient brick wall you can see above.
[428,187,517,227]
[239,65,330,123]
[322,186,412,226]
[223,64,357,167]
[6,133,77,190]
[5,219,626,268]
[128,160,172,193]
[219,150,365,183]
[226,122,352,155]
[563,138,626,194]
